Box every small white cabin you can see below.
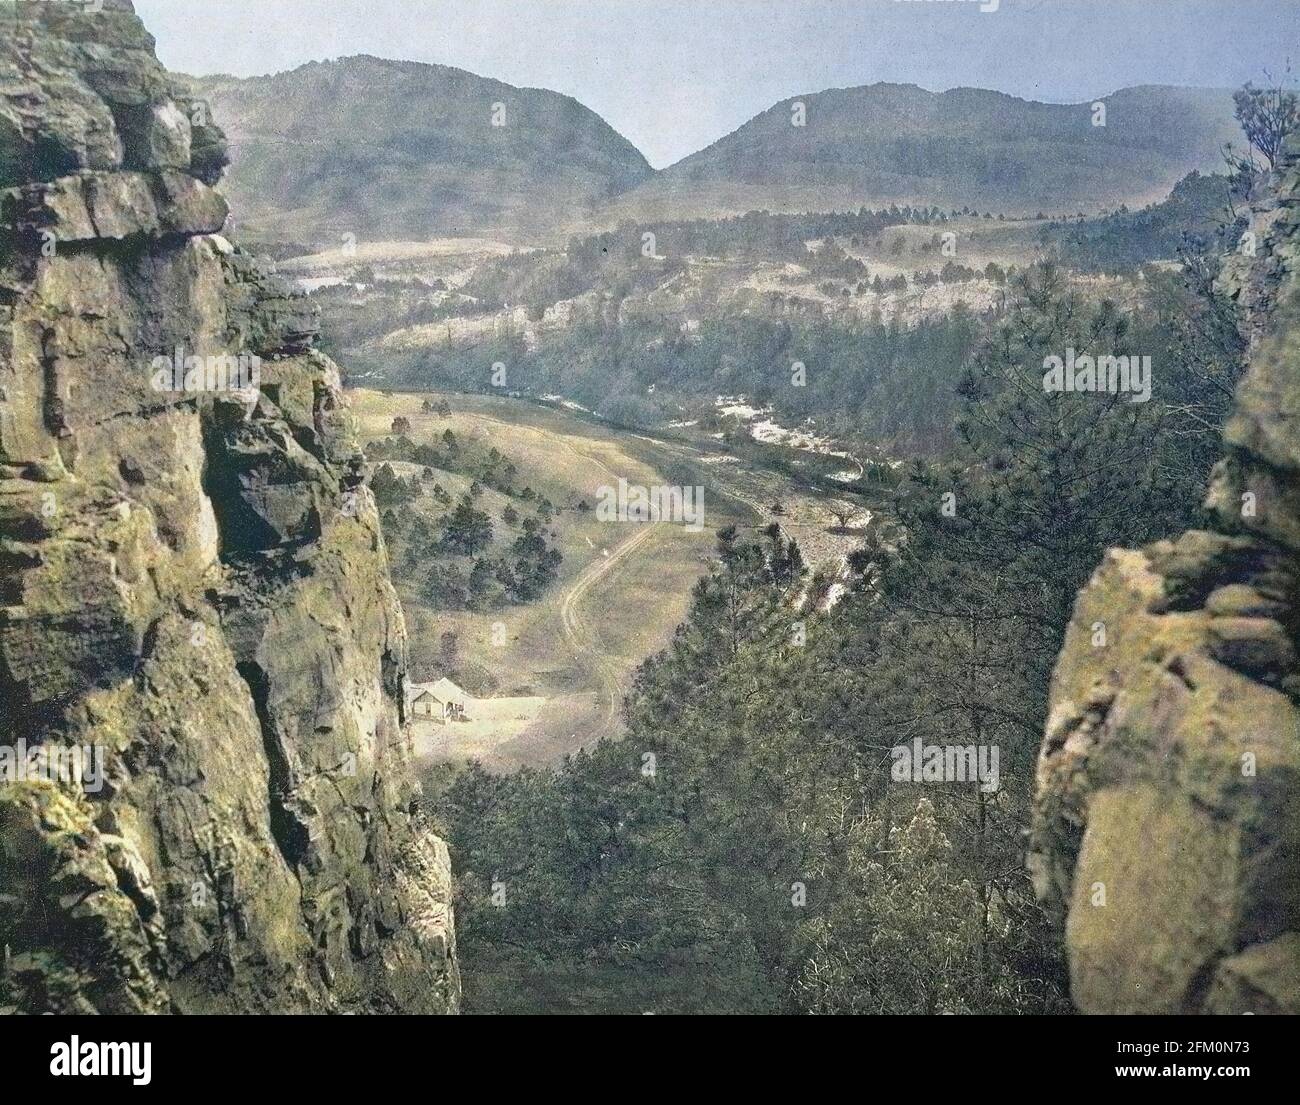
[411,678,469,723]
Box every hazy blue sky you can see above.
[135,0,1297,167]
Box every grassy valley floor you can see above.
[351,388,869,771]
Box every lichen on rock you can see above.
[1031,136,1300,1015]
[0,0,458,1014]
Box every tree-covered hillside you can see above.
[1041,170,1245,273]
[600,83,1240,224]
[184,55,652,246]
[431,258,1245,1013]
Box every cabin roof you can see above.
[413,677,468,704]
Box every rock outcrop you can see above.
[0,0,458,1013]
[1031,138,1300,1014]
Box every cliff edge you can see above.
[0,0,458,1013]
[1030,137,1300,1014]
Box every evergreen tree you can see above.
[442,495,493,554]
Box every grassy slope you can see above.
[351,389,756,768]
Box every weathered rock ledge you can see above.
[1031,138,1300,1014]
[0,0,458,1013]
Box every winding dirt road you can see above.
[461,409,666,738]
[559,521,662,735]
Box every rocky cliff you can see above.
[0,0,458,1013]
[1031,138,1300,1014]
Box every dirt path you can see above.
[360,389,856,767]
[559,522,662,736]
[457,408,663,738]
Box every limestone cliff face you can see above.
[1031,139,1300,1014]
[0,1,458,1013]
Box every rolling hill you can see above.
[597,83,1241,224]
[188,60,1242,250]
[184,55,653,248]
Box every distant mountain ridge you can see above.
[189,60,1241,247]
[597,82,1241,225]
[184,55,653,246]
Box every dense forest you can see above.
[332,175,1255,459]
[1040,169,1244,273]
[357,311,984,456]
[391,79,1290,1014]
[428,249,1245,1011]
[362,253,1241,462]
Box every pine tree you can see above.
[832,263,1174,1011]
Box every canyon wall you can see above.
[0,0,458,1013]
[1031,138,1300,1014]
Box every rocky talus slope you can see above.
[0,1,458,1013]
[1031,139,1300,1014]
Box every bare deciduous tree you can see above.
[1233,77,1300,170]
